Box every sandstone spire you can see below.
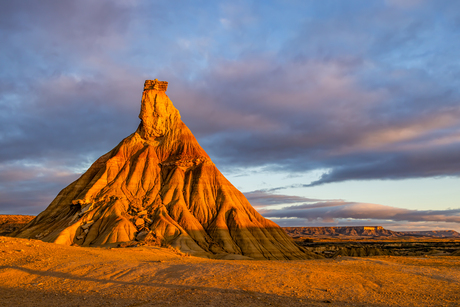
[14,80,315,260]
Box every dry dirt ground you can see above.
[1,236,459,307]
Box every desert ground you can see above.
[1,236,459,307]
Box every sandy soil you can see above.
[1,236,459,307]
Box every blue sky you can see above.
[1,0,459,231]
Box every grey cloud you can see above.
[243,190,328,208]
[262,201,460,224]
[306,144,460,186]
[0,1,133,47]
[0,161,80,214]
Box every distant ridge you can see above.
[283,226,460,238]
[401,230,460,238]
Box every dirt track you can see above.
[1,236,459,306]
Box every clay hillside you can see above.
[13,80,314,260]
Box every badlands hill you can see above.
[12,80,312,260]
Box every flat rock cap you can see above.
[144,79,168,91]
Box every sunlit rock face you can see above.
[14,80,312,260]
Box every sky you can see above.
[0,0,459,231]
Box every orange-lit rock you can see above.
[14,80,315,260]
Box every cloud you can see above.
[0,160,80,214]
[306,143,460,186]
[243,190,329,208]
[262,200,460,224]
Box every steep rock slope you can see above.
[14,80,312,260]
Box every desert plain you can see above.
[1,234,459,307]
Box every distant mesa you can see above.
[283,226,460,238]
[12,80,315,260]
[284,226,398,238]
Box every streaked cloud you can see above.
[263,201,460,224]
[243,190,329,208]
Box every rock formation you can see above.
[284,226,460,239]
[13,79,314,260]
[284,226,401,238]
